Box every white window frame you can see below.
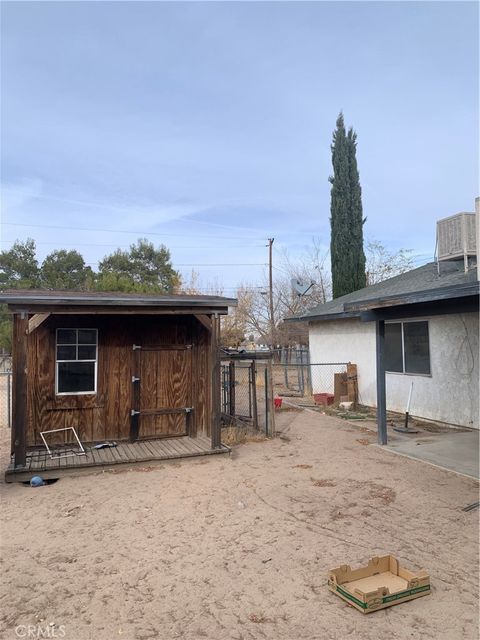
[55,328,98,396]
[385,320,431,377]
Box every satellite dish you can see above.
[291,279,314,296]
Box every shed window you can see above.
[56,329,97,394]
[385,321,430,375]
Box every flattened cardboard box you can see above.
[328,555,430,614]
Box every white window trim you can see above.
[55,328,98,396]
[385,320,431,377]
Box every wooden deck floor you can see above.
[5,435,230,482]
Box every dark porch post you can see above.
[12,313,28,468]
[376,319,387,445]
[211,313,221,449]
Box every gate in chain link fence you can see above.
[221,353,275,437]
[271,348,351,401]
[0,356,12,428]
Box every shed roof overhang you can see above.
[0,291,237,316]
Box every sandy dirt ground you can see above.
[0,408,478,640]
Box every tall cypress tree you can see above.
[329,112,366,298]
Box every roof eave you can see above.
[285,310,360,323]
[344,281,479,313]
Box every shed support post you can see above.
[12,313,28,468]
[211,314,221,449]
[376,320,387,445]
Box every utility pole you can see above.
[268,238,275,351]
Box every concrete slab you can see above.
[382,429,479,479]
[337,414,480,479]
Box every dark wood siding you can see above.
[139,347,192,437]
[22,314,211,446]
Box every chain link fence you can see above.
[271,348,350,402]
[0,356,12,428]
[221,355,275,437]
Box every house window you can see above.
[385,321,431,375]
[56,329,98,394]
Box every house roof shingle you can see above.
[289,261,479,322]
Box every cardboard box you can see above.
[334,373,348,401]
[328,555,430,614]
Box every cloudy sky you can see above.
[1,1,478,293]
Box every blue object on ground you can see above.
[30,476,45,487]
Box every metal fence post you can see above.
[251,361,258,430]
[7,372,11,428]
[284,347,290,390]
[264,367,269,436]
[298,348,305,396]
[247,364,253,418]
[306,350,313,395]
[228,360,235,416]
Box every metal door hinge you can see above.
[185,407,194,413]
[131,409,140,417]
[132,376,140,383]
[133,344,142,350]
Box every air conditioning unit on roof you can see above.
[436,212,476,264]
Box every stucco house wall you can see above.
[308,312,479,429]
[309,318,377,405]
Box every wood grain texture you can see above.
[6,435,230,482]
[195,319,211,436]
[12,315,29,466]
[21,314,212,447]
[139,347,191,437]
[27,313,51,334]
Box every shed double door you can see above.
[131,345,193,440]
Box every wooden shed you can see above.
[2,291,235,480]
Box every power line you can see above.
[1,221,265,242]
[86,262,267,267]
[2,189,268,235]
[0,239,266,250]
[1,220,331,240]
[177,263,267,267]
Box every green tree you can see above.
[41,249,94,290]
[0,238,39,288]
[329,113,366,298]
[0,239,40,352]
[96,238,180,293]
[0,311,12,353]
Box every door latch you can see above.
[131,410,140,417]
[132,344,142,350]
[132,376,140,383]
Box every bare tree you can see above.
[179,239,413,349]
[365,241,414,285]
[228,240,330,347]
[180,270,248,347]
